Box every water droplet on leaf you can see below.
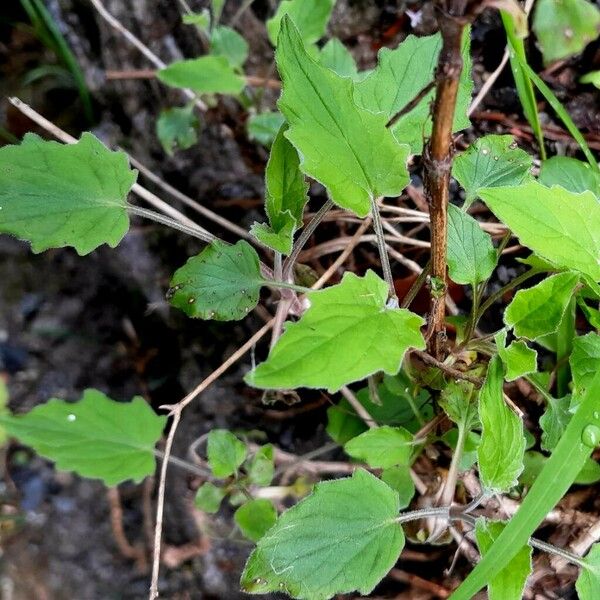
[581,424,600,448]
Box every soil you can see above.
[0,1,599,599]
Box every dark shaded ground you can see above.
[1,0,600,599]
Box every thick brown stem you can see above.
[424,3,472,359]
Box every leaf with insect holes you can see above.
[533,0,600,65]
[247,111,286,147]
[267,0,336,46]
[354,31,472,155]
[446,204,497,287]
[0,389,166,486]
[344,426,413,468]
[241,469,404,599]
[158,56,245,95]
[452,135,533,206]
[495,329,538,381]
[275,17,410,217]
[319,38,358,78]
[577,543,600,599]
[475,520,532,600]
[195,482,226,513]
[504,272,580,340]
[539,156,600,198]
[210,25,248,68]
[570,333,600,396]
[168,240,264,321]
[250,126,308,254]
[207,429,247,478]
[235,499,277,542]
[479,182,600,283]
[246,271,425,393]
[477,356,526,493]
[156,104,200,156]
[0,133,135,255]
[540,395,572,452]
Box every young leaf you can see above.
[0,133,135,255]
[275,17,410,218]
[477,356,525,493]
[156,104,200,156]
[452,135,533,205]
[319,38,358,78]
[581,70,600,88]
[246,271,425,393]
[577,543,600,599]
[495,330,537,381]
[533,0,600,65]
[247,444,275,487]
[344,425,413,468]
[195,482,227,513]
[479,182,600,283]
[157,56,245,95]
[250,126,308,254]
[539,156,600,198]
[207,429,247,477]
[266,0,336,46]
[504,272,580,340]
[381,465,415,509]
[540,395,572,452]
[183,10,210,31]
[354,31,472,154]
[439,379,480,431]
[570,332,600,395]
[240,469,404,598]
[474,520,532,600]
[450,369,600,600]
[210,25,249,68]
[247,111,286,147]
[168,240,264,321]
[211,0,225,23]
[235,499,277,542]
[0,389,166,486]
[446,204,497,287]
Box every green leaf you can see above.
[452,135,533,205]
[479,182,600,283]
[477,356,525,493]
[267,0,335,46]
[247,444,275,487]
[344,425,413,468]
[439,379,480,431]
[168,240,264,321]
[247,111,286,147]
[195,482,226,513]
[381,465,415,509]
[533,0,600,65]
[577,543,600,599]
[240,469,404,599]
[157,56,245,95]
[183,10,210,31]
[495,330,538,381]
[156,104,200,156]
[275,17,410,218]
[475,520,532,600]
[575,456,600,484]
[540,395,572,452]
[207,429,247,477]
[354,31,472,155]
[442,429,481,471]
[570,333,600,395]
[449,370,600,600]
[446,204,497,287]
[246,271,425,393]
[0,389,166,486]
[319,38,357,78]
[0,133,135,255]
[250,126,308,254]
[578,297,600,329]
[504,272,580,340]
[212,0,225,23]
[210,25,249,68]
[581,70,600,88]
[0,380,9,445]
[235,499,277,542]
[539,156,600,198]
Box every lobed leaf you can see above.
[0,389,166,486]
[495,330,538,382]
[241,469,404,599]
[207,429,247,478]
[0,133,135,255]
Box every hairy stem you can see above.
[370,196,397,301]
